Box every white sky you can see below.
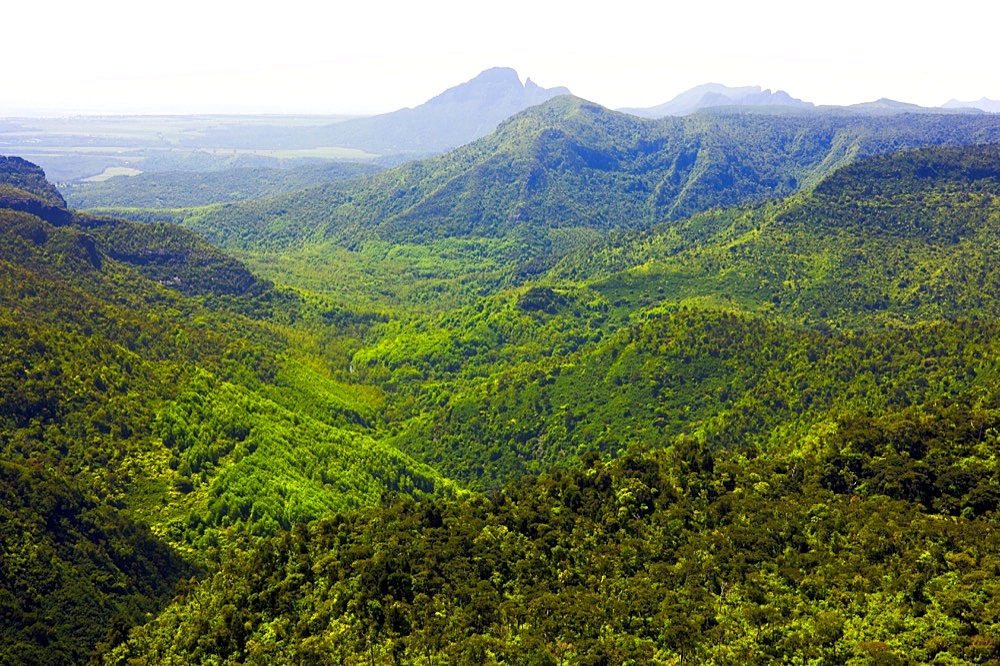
[3,0,996,115]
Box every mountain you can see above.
[303,67,570,156]
[11,86,1000,663]
[161,66,570,160]
[942,97,1000,113]
[3,68,567,182]
[829,97,983,115]
[178,96,1000,303]
[623,85,990,119]
[621,83,814,117]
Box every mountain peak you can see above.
[318,68,572,155]
[424,67,570,108]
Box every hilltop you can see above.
[303,67,571,155]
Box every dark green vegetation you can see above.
[0,461,189,665]
[102,402,1000,664]
[6,99,1000,664]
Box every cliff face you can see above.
[0,155,74,225]
[0,155,67,207]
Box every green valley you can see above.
[4,96,1000,664]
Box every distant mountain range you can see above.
[312,72,998,136]
[8,67,998,184]
[207,73,1000,147]
[942,98,1000,113]
[187,67,573,158]
[619,83,814,117]
[621,83,999,118]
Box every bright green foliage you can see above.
[0,204,451,548]
[557,144,1000,327]
[383,306,1000,489]
[334,145,1000,489]
[156,371,452,546]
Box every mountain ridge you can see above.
[620,83,814,117]
[943,97,1000,113]
[621,83,998,118]
[179,96,1000,272]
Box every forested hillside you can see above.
[180,100,1000,248]
[97,139,1000,664]
[0,157,451,663]
[159,99,1000,313]
[6,104,1000,664]
[321,144,1000,490]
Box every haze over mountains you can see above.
[6,67,999,185]
[620,83,815,117]
[943,97,1000,113]
[306,67,572,155]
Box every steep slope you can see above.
[563,143,1000,326]
[0,155,67,207]
[2,152,261,298]
[0,158,454,534]
[188,100,1000,249]
[0,461,191,665]
[0,157,455,663]
[0,155,73,225]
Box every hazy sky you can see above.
[3,0,996,115]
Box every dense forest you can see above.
[4,100,1000,664]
